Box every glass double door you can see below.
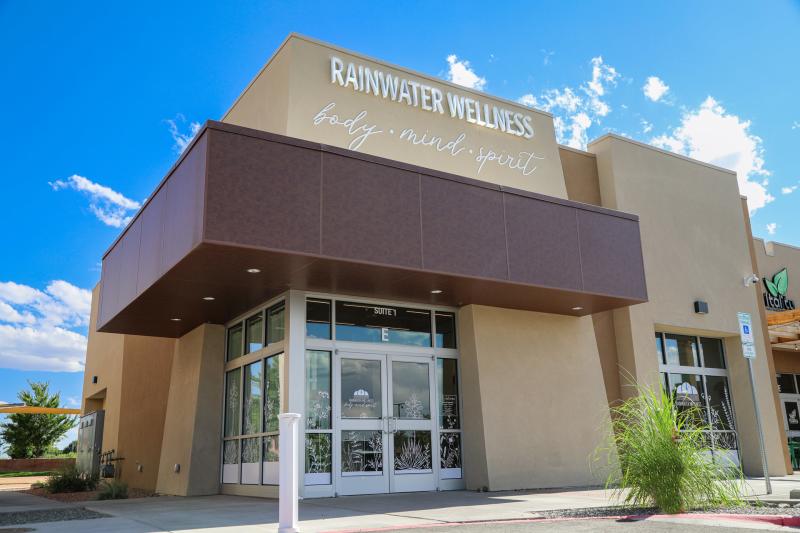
[334,352,436,495]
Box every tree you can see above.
[0,381,77,459]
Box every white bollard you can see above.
[278,413,302,533]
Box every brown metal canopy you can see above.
[97,121,648,338]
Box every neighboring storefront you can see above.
[81,34,793,498]
[753,240,800,469]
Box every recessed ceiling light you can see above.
[571,306,584,311]
[430,289,443,294]
[202,296,215,301]
[246,268,261,274]
[170,318,182,322]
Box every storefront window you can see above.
[264,354,281,433]
[437,359,460,430]
[241,438,260,485]
[306,299,331,339]
[305,433,332,485]
[242,361,262,435]
[657,332,738,467]
[335,301,431,347]
[221,297,284,488]
[440,433,462,479]
[341,358,382,419]
[268,303,285,344]
[392,361,431,420]
[393,430,432,472]
[262,435,279,485]
[700,338,725,369]
[786,401,800,431]
[778,374,797,394]
[222,440,239,484]
[341,430,383,474]
[655,333,665,364]
[306,350,331,429]
[435,312,457,349]
[438,357,462,479]
[667,373,706,425]
[245,313,263,354]
[664,334,698,367]
[224,368,241,437]
[705,375,735,431]
[227,323,243,361]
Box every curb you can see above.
[325,512,800,532]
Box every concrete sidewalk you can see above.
[1,475,799,532]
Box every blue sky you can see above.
[0,1,798,449]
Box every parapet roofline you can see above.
[588,133,737,176]
[754,237,800,256]
[557,144,596,158]
[220,32,554,123]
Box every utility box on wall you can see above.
[76,410,104,478]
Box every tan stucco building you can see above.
[80,34,797,498]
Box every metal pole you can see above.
[747,357,772,494]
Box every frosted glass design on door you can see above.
[305,433,332,485]
[392,361,430,419]
[440,433,462,479]
[341,359,382,418]
[393,430,432,473]
[341,430,383,475]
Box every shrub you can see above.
[597,383,745,513]
[97,479,128,500]
[44,466,99,493]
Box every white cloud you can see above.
[165,114,202,153]
[782,185,798,195]
[641,120,653,134]
[518,56,620,149]
[445,55,487,91]
[0,280,91,372]
[50,174,141,228]
[650,96,774,213]
[767,223,777,235]
[643,76,670,102]
[518,94,538,108]
[792,121,800,130]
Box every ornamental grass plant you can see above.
[597,383,745,514]
[44,466,99,493]
[97,479,129,500]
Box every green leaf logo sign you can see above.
[762,268,795,312]
[764,268,789,297]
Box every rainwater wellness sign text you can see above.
[329,57,535,138]
[312,57,546,180]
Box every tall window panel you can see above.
[437,358,462,479]
[305,350,332,485]
[224,368,241,437]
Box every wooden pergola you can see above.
[768,309,800,351]
[0,404,81,415]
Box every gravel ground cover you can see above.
[535,501,800,519]
[21,486,156,503]
[0,507,107,526]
